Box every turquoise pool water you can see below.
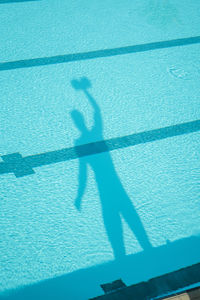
[0,0,200,299]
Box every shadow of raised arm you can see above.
[71,77,103,135]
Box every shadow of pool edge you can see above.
[1,235,200,300]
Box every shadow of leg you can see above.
[103,209,126,259]
[121,201,152,250]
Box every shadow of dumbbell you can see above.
[71,77,91,91]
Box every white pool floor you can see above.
[0,0,200,299]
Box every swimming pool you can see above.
[0,0,200,299]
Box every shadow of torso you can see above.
[74,126,151,258]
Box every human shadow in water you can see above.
[71,77,151,259]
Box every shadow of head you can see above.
[71,110,87,133]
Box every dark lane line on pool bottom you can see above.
[1,119,200,178]
[0,0,39,3]
[0,36,200,71]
